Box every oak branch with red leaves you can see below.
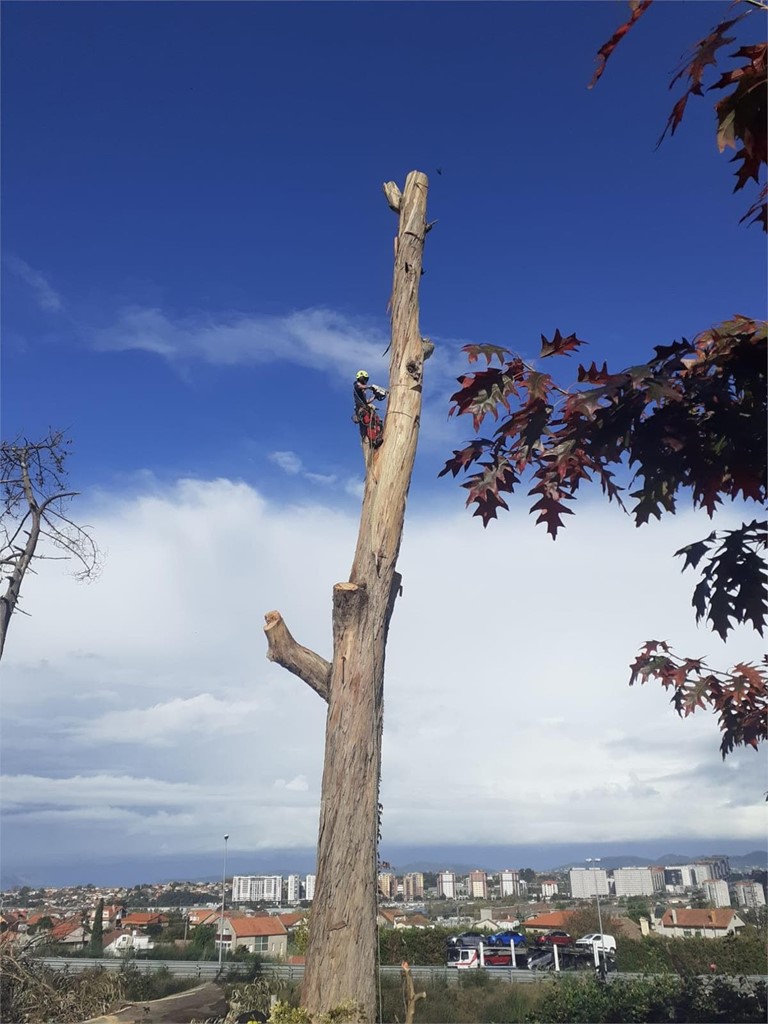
[441,317,767,757]
[590,0,767,231]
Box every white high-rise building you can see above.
[666,864,706,889]
[499,869,519,897]
[286,874,302,903]
[468,870,487,899]
[437,871,456,899]
[733,880,766,908]
[231,875,283,903]
[304,874,316,901]
[613,867,655,897]
[541,880,559,898]
[701,878,731,908]
[570,868,609,898]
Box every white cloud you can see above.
[93,306,390,380]
[74,694,264,747]
[268,450,339,488]
[275,775,310,792]
[269,450,303,475]
[1,476,764,874]
[4,254,63,312]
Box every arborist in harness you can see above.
[353,369,387,448]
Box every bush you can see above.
[0,949,195,1023]
[377,976,542,1023]
[616,930,768,975]
[378,926,457,966]
[525,975,767,1023]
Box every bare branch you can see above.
[263,611,331,701]
[0,431,99,658]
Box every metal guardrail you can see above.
[34,959,768,987]
[35,958,549,983]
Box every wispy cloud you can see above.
[269,451,303,475]
[4,255,63,312]
[93,306,390,380]
[268,449,339,487]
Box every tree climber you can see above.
[353,370,387,448]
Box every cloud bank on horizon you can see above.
[2,475,764,881]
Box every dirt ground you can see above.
[79,981,229,1024]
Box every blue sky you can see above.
[2,1,766,885]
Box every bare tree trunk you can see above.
[0,452,42,662]
[264,170,429,1021]
[0,433,97,662]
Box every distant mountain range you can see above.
[2,842,765,889]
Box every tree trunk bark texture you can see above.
[264,171,429,1021]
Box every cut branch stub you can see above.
[263,610,331,702]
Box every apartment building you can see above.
[304,874,316,901]
[613,867,656,897]
[733,880,766,909]
[664,864,708,890]
[540,879,559,898]
[378,872,396,899]
[403,872,424,901]
[701,878,731,908]
[437,871,456,899]
[570,868,609,898]
[499,869,519,898]
[468,870,487,899]
[286,874,302,904]
[231,875,283,904]
[695,857,730,880]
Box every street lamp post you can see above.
[586,857,605,978]
[218,834,229,968]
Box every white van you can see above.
[575,933,617,953]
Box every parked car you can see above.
[486,930,527,947]
[448,931,484,948]
[534,930,572,947]
[575,933,617,953]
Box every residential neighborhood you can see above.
[0,852,764,962]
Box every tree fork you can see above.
[264,171,429,1021]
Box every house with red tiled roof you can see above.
[120,912,168,931]
[50,916,89,949]
[521,910,577,935]
[376,909,433,930]
[26,911,60,932]
[88,904,124,930]
[216,915,288,956]
[394,913,431,930]
[655,908,745,939]
[188,908,248,930]
[276,912,306,931]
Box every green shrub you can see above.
[525,975,767,1023]
[616,930,768,976]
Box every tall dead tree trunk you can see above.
[0,433,98,661]
[264,170,430,1021]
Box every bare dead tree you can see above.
[264,170,430,1021]
[0,430,99,660]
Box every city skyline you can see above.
[2,841,765,891]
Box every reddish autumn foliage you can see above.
[441,317,767,756]
[441,2,768,759]
[589,0,767,230]
[630,643,767,757]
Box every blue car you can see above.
[486,930,526,947]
